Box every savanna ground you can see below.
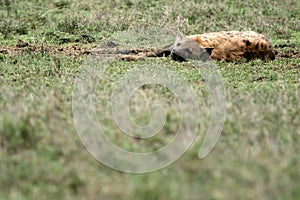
[0,0,300,199]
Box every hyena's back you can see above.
[174,31,275,61]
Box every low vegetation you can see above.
[0,0,299,199]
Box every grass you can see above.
[0,0,300,199]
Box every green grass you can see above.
[1,0,300,199]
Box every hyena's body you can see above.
[171,31,276,61]
[114,31,275,62]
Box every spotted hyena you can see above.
[171,31,276,61]
[115,31,275,62]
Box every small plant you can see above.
[0,116,40,154]
[0,19,28,38]
[53,0,71,8]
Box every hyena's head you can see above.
[171,33,213,61]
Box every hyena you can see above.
[171,31,276,61]
[114,31,276,62]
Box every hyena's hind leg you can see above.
[118,43,174,61]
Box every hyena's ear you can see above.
[175,32,184,44]
[205,47,214,56]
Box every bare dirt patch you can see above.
[0,40,168,60]
[275,49,300,59]
[274,43,300,59]
[0,40,93,58]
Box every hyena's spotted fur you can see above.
[171,31,275,61]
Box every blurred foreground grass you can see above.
[0,0,300,199]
